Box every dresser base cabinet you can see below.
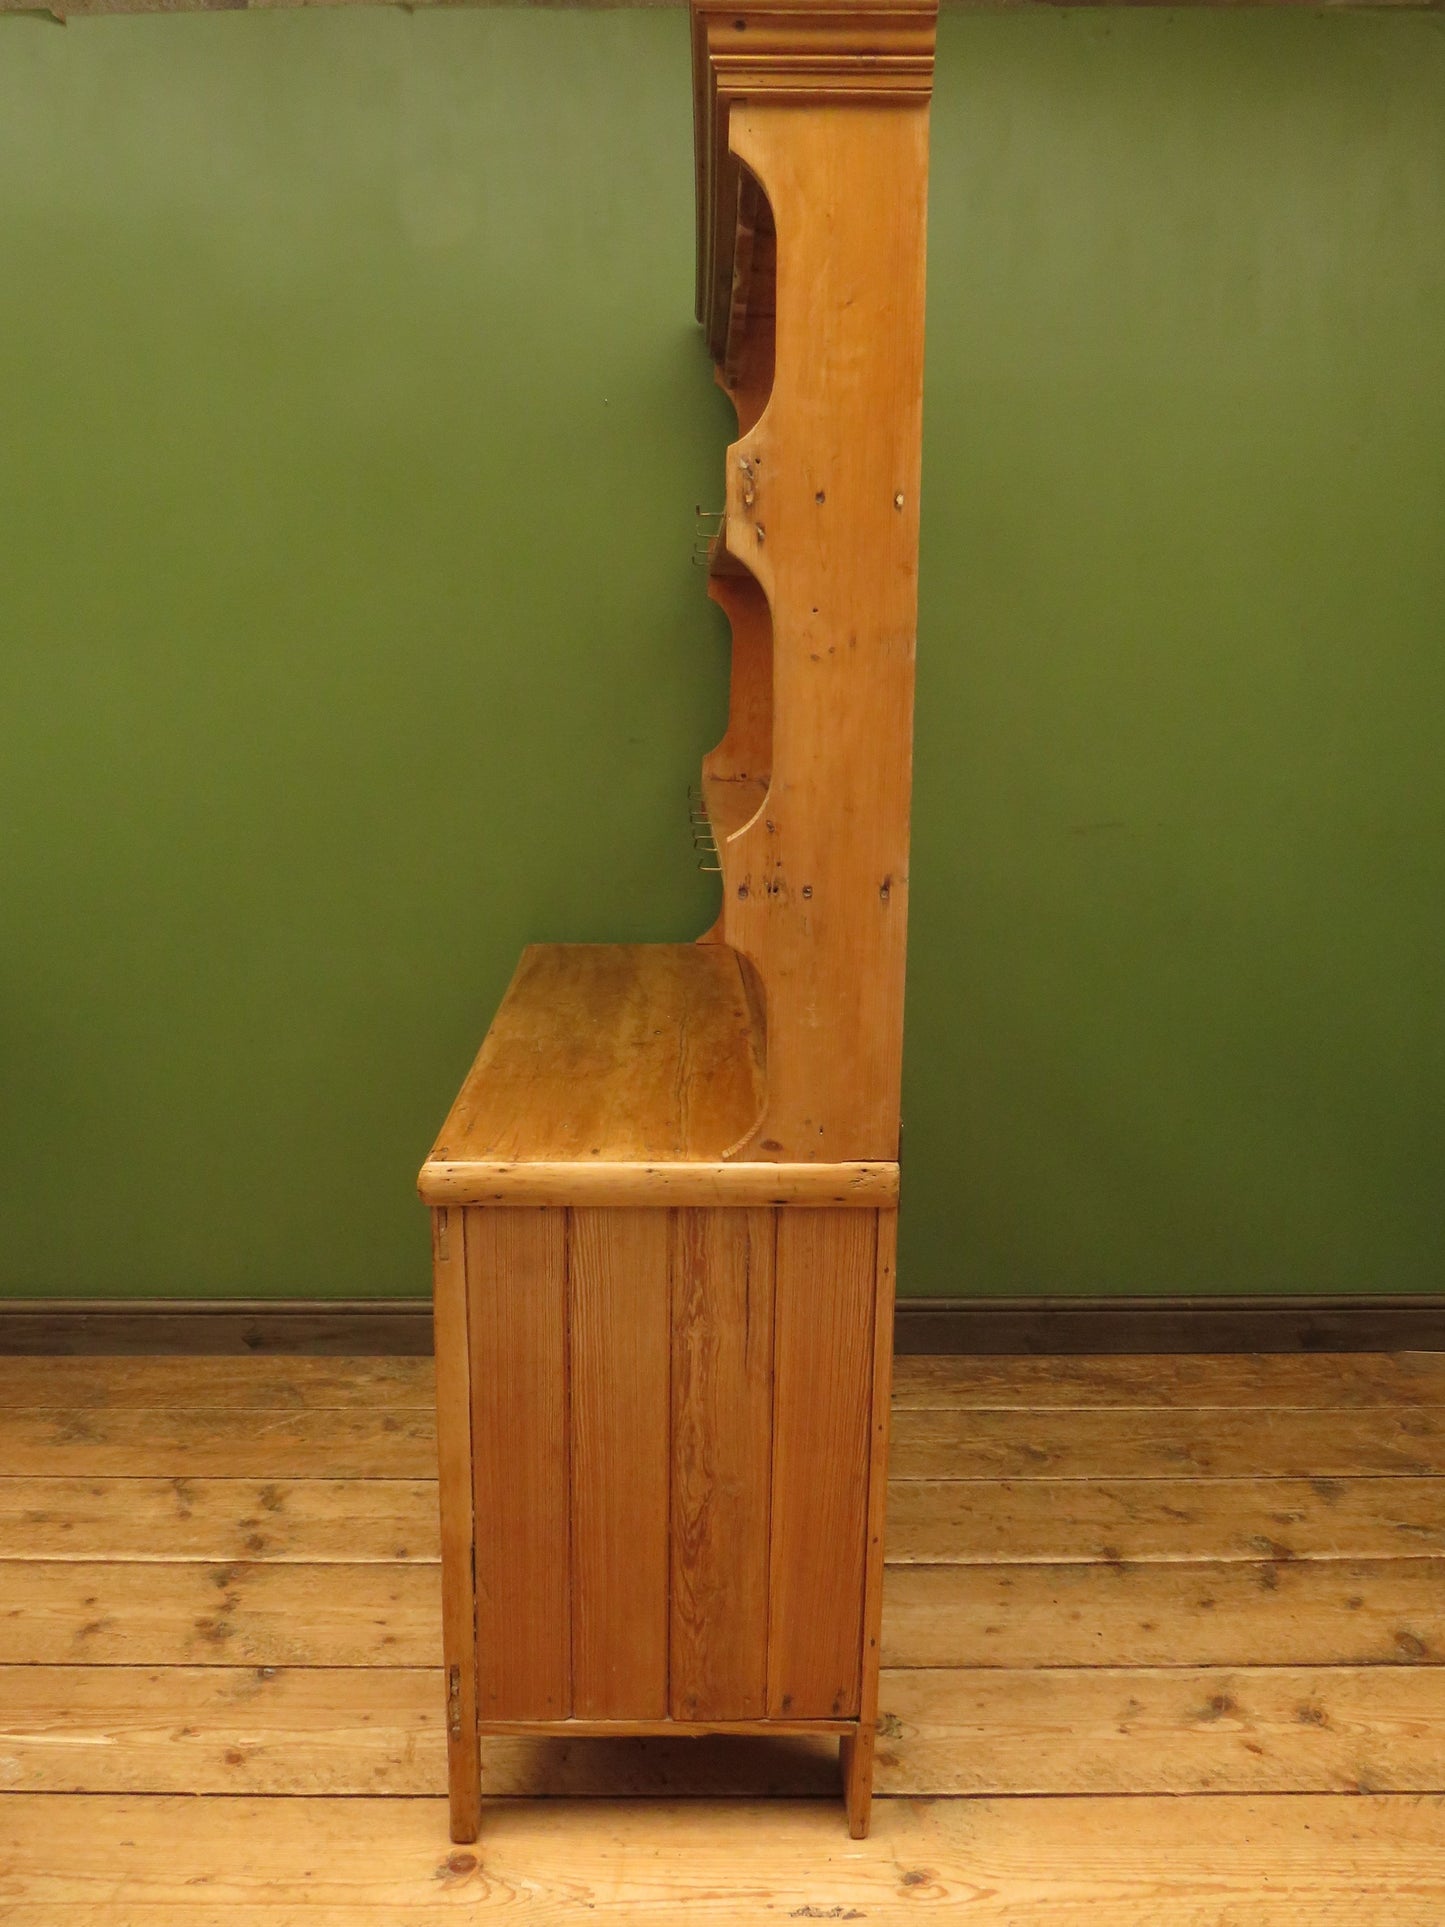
[431,1200,896,1841]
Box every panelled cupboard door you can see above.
[462,1203,879,1725]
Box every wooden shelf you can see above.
[419,940,896,1205]
[700,770,767,842]
[421,944,764,1175]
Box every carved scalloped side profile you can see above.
[688,2,937,1163]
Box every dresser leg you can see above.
[445,1666,482,1843]
[447,1738,482,1845]
[839,1726,875,1839]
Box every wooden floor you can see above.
[2,1349,1444,1920]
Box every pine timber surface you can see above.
[418,944,765,1186]
[699,96,930,1163]
[465,1208,570,1719]
[9,1396,1444,1481]
[3,1350,1443,1920]
[668,1206,775,1719]
[414,938,897,1205]
[567,1209,672,1720]
[8,1794,1445,1926]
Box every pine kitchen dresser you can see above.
[418,0,936,1843]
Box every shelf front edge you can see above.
[477,1717,856,1738]
[417,1160,899,1208]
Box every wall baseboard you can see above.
[1,1294,1442,1356]
[0,1299,435,1357]
[892,1295,1445,1355]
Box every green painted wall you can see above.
[1,8,1441,1301]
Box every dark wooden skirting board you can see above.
[0,1301,436,1357]
[892,1298,1445,1357]
[2,1295,1443,1356]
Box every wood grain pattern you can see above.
[670,1208,775,1720]
[713,101,931,1162]
[9,1552,1443,1674]
[839,1725,875,1841]
[767,1210,877,1719]
[883,1559,1445,1670]
[432,1207,479,1840]
[0,1668,839,1798]
[889,1405,1445,1480]
[10,1661,1445,1800]
[889,1477,1445,1565]
[875,1666,1445,1796]
[847,1207,899,1836]
[13,1469,1439,1570]
[0,1354,436,1410]
[700,573,772,799]
[479,1717,851,1738]
[6,1793,1445,1926]
[0,1560,443,1666]
[6,1335,1445,1904]
[0,1477,440,1563]
[568,1209,671,1721]
[892,1351,1445,1411]
[10,1351,1435,1418]
[21,1376,1445,1479]
[0,1407,435,1478]
[466,1207,570,1720]
[0,1664,445,1795]
[419,945,763,1180]
[694,1,936,359]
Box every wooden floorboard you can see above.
[0,1560,445,1666]
[882,1558,1445,1668]
[0,1408,437,1478]
[0,1664,843,1797]
[889,1475,1445,1563]
[0,1354,437,1410]
[892,1351,1445,1410]
[3,1793,1444,1924]
[15,1394,1445,1483]
[8,1554,1445,1672]
[890,1405,1445,1479]
[7,1348,1443,1414]
[877,1666,1445,1795]
[0,1476,440,1562]
[14,1471,1443,1566]
[2,1349,1442,1917]
[7,1662,1445,1799]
